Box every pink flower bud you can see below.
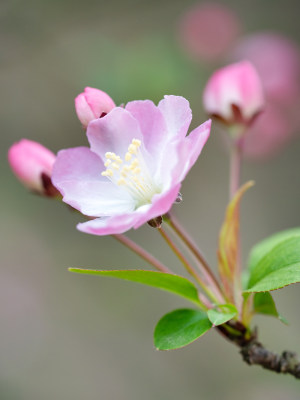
[203,61,265,127]
[75,87,116,128]
[8,139,58,196]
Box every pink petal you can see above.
[155,120,211,187]
[84,87,116,117]
[203,61,264,122]
[125,100,168,154]
[87,107,143,162]
[74,94,96,128]
[77,213,142,235]
[52,147,134,216]
[158,95,192,140]
[77,184,181,235]
[8,139,56,193]
[133,183,181,228]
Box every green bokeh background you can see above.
[1,0,300,399]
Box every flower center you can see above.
[101,138,161,207]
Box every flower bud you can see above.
[8,139,59,196]
[203,61,264,128]
[75,87,116,128]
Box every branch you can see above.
[217,323,300,379]
[240,340,300,379]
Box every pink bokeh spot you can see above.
[242,105,293,159]
[179,2,241,62]
[53,95,211,235]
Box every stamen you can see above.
[101,138,161,207]
[111,162,120,170]
[101,169,113,177]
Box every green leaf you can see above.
[248,228,300,272]
[69,269,202,306]
[154,309,212,350]
[207,304,238,326]
[246,235,300,292]
[253,292,288,324]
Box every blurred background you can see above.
[1,0,300,398]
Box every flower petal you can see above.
[87,107,143,161]
[77,183,181,235]
[158,95,192,140]
[156,120,211,187]
[52,147,134,216]
[173,119,211,183]
[133,183,181,228]
[125,100,168,154]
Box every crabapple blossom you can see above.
[53,95,211,235]
[75,87,116,128]
[8,139,59,196]
[203,61,264,128]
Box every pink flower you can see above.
[179,2,241,62]
[52,96,211,235]
[203,61,264,127]
[75,87,116,128]
[8,139,58,196]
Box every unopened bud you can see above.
[75,87,116,128]
[8,139,59,197]
[203,61,265,131]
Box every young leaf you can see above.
[154,309,212,350]
[218,181,254,302]
[246,235,300,292]
[69,269,202,306]
[207,304,238,326]
[253,292,288,324]
[248,227,300,272]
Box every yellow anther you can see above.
[117,178,126,186]
[133,167,141,175]
[125,152,132,161]
[104,160,111,167]
[128,144,137,154]
[132,139,141,147]
[115,156,123,164]
[111,162,120,170]
[101,169,113,177]
[105,152,115,159]
[130,159,139,169]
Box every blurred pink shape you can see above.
[179,2,241,62]
[8,139,59,196]
[75,87,116,128]
[203,61,264,127]
[231,33,300,107]
[242,105,293,159]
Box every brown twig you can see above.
[240,340,300,379]
[217,322,300,379]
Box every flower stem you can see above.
[113,234,172,274]
[165,213,225,303]
[158,226,216,305]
